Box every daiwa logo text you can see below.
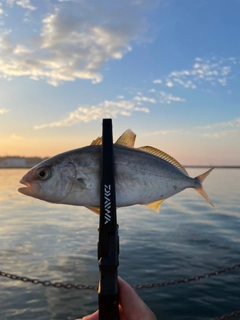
[104,184,111,224]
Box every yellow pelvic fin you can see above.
[145,199,166,213]
[86,206,100,214]
[195,168,214,207]
[115,129,136,147]
[138,146,189,176]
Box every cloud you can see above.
[10,133,23,140]
[146,117,240,139]
[202,129,240,138]
[158,91,185,104]
[153,79,162,84]
[197,118,240,138]
[0,1,147,85]
[5,0,15,6]
[34,99,150,129]
[198,118,240,130]
[0,108,9,114]
[145,128,189,136]
[148,88,155,93]
[134,96,156,103]
[166,81,173,87]
[5,0,36,10]
[167,57,237,89]
[154,57,239,90]
[16,0,36,10]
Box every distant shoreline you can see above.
[0,156,239,169]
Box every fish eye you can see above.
[36,167,51,180]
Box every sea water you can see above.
[0,168,239,320]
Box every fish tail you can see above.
[195,168,214,207]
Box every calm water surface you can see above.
[0,168,240,320]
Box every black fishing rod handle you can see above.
[98,118,119,320]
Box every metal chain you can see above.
[132,263,240,289]
[1,263,240,319]
[1,263,240,290]
[0,271,98,290]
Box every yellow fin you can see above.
[145,199,166,213]
[90,129,136,147]
[86,206,100,214]
[115,129,136,147]
[138,146,189,176]
[90,137,102,145]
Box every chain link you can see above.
[1,263,240,319]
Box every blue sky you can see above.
[0,0,239,165]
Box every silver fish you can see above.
[18,129,214,213]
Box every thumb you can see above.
[118,277,156,320]
[76,310,99,320]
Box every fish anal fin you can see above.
[86,206,100,214]
[145,199,166,213]
[115,129,136,148]
[138,146,189,176]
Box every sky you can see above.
[0,0,239,165]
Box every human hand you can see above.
[77,277,156,320]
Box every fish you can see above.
[18,129,214,213]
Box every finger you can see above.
[118,277,156,320]
[76,310,99,320]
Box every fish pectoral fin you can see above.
[74,178,86,188]
[115,129,136,148]
[86,206,100,214]
[145,199,166,213]
[71,172,90,189]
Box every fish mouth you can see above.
[18,179,32,195]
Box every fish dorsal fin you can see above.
[145,199,166,213]
[90,129,136,147]
[90,136,102,145]
[138,146,189,176]
[115,129,136,148]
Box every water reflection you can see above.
[0,169,240,319]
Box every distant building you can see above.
[0,157,46,168]
[0,157,26,168]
